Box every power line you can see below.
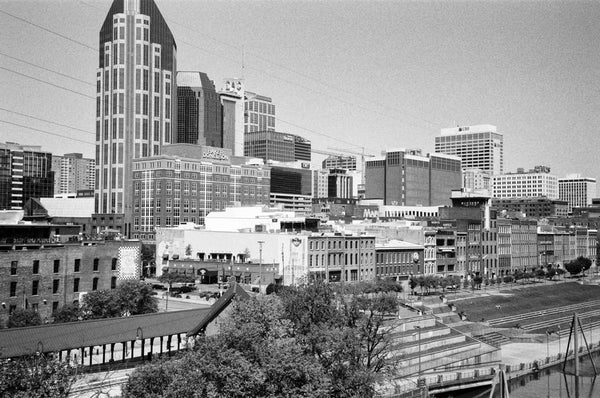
[0,119,94,145]
[0,66,95,100]
[0,8,96,52]
[0,52,95,87]
[0,107,95,136]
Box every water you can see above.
[510,352,600,398]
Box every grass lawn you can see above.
[450,282,600,322]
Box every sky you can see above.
[1,0,599,184]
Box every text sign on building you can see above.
[223,78,244,96]
[201,147,230,162]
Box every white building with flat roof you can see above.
[436,124,503,175]
[492,166,558,199]
[559,174,597,213]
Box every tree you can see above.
[409,277,418,295]
[7,308,42,328]
[535,268,546,280]
[573,256,592,275]
[53,304,82,324]
[81,281,158,319]
[117,281,158,316]
[547,268,557,280]
[157,272,196,291]
[141,243,156,276]
[0,354,77,397]
[565,260,584,276]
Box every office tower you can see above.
[492,166,558,199]
[435,125,503,175]
[0,142,54,210]
[322,155,357,171]
[131,144,270,240]
[95,0,177,236]
[559,174,597,213]
[269,163,313,212]
[51,153,96,195]
[313,169,329,199]
[364,149,461,206]
[220,78,245,156]
[244,131,311,162]
[244,91,275,133]
[176,72,222,146]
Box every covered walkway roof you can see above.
[0,307,211,358]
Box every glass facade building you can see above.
[95,0,177,236]
[176,71,223,147]
[244,131,311,162]
[0,142,54,210]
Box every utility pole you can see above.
[258,240,264,294]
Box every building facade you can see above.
[365,149,461,206]
[0,142,54,210]
[244,131,311,163]
[492,197,569,218]
[559,174,597,214]
[176,72,222,147]
[492,166,559,200]
[435,124,503,175]
[0,240,141,325]
[244,91,275,133]
[131,144,271,240]
[308,234,376,282]
[52,153,95,195]
[95,0,177,236]
[322,155,357,171]
[269,164,313,213]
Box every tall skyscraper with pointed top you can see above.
[94,0,176,236]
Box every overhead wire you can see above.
[0,119,94,145]
[0,8,97,52]
[0,66,95,100]
[0,107,95,136]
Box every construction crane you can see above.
[327,146,376,185]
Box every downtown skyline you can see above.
[1,0,599,185]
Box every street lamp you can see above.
[257,240,264,294]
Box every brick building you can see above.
[0,240,141,326]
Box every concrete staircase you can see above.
[388,314,501,379]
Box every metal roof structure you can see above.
[0,307,210,358]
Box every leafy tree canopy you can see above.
[0,354,77,397]
[81,281,158,319]
[7,308,41,328]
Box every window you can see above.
[10,282,17,297]
[93,258,99,271]
[32,260,39,274]
[111,276,117,289]
[74,259,81,273]
[53,279,60,294]
[52,302,59,314]
[92,278,99,291]
[53,260,60,273]
[10,260,17,275]
[74,278,80,293]
[111,258,117,271]
[32,280,39,296]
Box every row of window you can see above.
[308,239,374,251]
[9,258,118,275]
[9,276,117,297]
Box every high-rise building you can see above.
[322,155,357,171]
[220,78,245,156]
[244,91,275,133]
[95,0,177,236]
[131,144,270,240]
[244,131,311,162]
[0,142,54,210]
[176,72,222,147]
[492,166,558,200]
[51,153,96,195]
[462,168,491,194]
[365,149,461,206]
[435,125,503,175]
[559,174,597,213]
[269,162,313,213]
